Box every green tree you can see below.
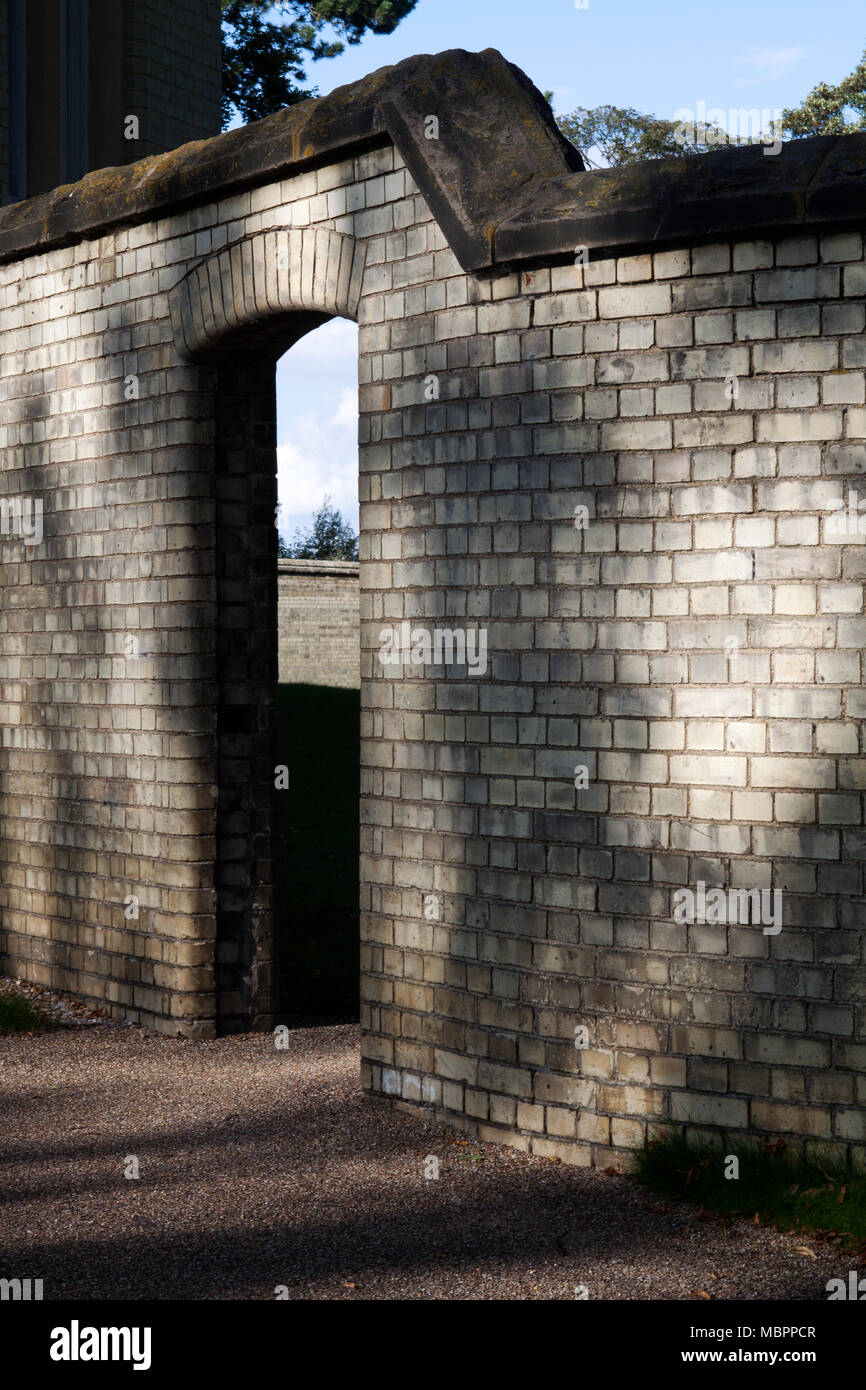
[556,105,728,168]
[221,0,418,127]
[280,496,359,560]
[557,45,866,167]
[781,46,866,137]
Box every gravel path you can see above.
[0,997,849,1300]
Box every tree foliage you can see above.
[221,0,418,127]
[279,496,359,560]
[557,46,866,167]
[556,106,726,168]
[781,46,866,136]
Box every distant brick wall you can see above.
[278,559,360,688]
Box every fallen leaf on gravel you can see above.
[794,1247,816,1259]
[753,1212,760,1226]
[690,1290,711,1300]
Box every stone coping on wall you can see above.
[0,47,580,273]
[497,133,866,265]
[277,558,360,578]
[1,46,864,275]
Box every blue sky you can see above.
[276,0,863,544]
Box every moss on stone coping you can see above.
[497,131,866,264]
[0,47,580,273]
[0,46,862,272]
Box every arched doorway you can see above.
[274,318,361,1020]
[169,227,366,1032]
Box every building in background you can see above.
[0,0,221,204]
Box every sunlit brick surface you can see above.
[0,120,863,1163]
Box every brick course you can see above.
[277,560,360,688]
[0,49,863,1165]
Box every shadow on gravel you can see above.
[4,1196,836,1302]
[0,1030,844,1301]
[0,1096,837,1301]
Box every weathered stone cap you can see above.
[1,45,863,273]
[277,558,359,577]
[0,47,581,272]
[498,130,866,263]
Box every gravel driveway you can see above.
[0,1008,847,1301]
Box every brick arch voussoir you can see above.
[169,226,367,360]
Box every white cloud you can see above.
[734,46,807,86]
[276,386,359,537]
[275,318,360,539]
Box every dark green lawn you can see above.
[276,684,360,1017]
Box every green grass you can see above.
[0,992,60,1033]
[276,683,360,1017]
[633,1134,866,1247]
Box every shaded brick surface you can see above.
[0,50,863,1166]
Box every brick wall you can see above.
[0,50,863,1166]
[124,0,222,159]
[0,0,221,202]
[356,223,866,1168]
[278,559,360,688]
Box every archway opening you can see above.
[274,319,361,1021]
[211,315,361,1032]
[168,227,367,1036]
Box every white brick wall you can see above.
[0,134,864,1167]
